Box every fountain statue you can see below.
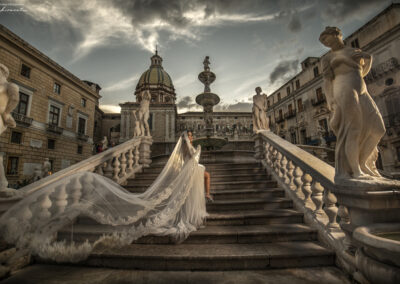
[0,63,20,197]
[193,56,227,150]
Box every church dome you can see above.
[135,51,174,91]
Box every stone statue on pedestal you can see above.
[101,136,108,151]
[135,90,151,137]
[42,158,51,178]
[319,27,385,181]
[0,63,20,197]
[252,87,269,133]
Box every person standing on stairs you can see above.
[187,130,213,202]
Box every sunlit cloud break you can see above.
[17,0,283,57]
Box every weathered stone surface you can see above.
[0,265,10,280]
[0,248,16,264]
[1,265,351,284]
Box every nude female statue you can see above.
[0,63,19,135]
[136,90,151,136]
[252,86,269,132]
[319,27,385,180]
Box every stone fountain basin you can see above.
[354,223,400,267]
[195,93,220,106]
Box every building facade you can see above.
[265,3,400,174]
[0,25,101,187]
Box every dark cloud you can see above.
[269,59,299,84]
[177,96,197,109]
[323,0,385,22]
[288,13,302,32]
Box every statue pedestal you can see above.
[332,179,400,283]
[139,137,153,168]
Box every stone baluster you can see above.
[293,166,303,197]
[134,146,140,166]
[70,177,82,205]
[337,204,353,250]
[103,159,114,179]
[280,156,288,184]
[264,143,270,164]
[37,191,53,219]
[275,151,282,176]
[54,184,68,215]
[127,148,134,171]
[95,162,105,176]
[323,188,340,230]
[301,173,313,207]
[286,160,295,190]
[120,152,127,178]
[311,181,325,215]
[254,135,264,160]
[20,205,33,222]
[112,154,121,181]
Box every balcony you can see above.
[11,112,33,126]
[311,96,326,106]
[365,57,400,83]
[46,123,63,135]
[77,132,89,141]
[284,110,296,119]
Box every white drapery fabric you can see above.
[0,133,206,262]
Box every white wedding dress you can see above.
[0,133,207,262]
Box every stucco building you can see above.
[0,25,101,187]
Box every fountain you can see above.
[193,56,227,150]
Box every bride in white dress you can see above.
[0,132,207,262]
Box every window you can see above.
[20,64,31,78]
[53,83,61,94]
[267,100,270,108]
[397,146,400,162]
[286,86,291,95]
[279,109,283,120]
[319,119,328,133]
[148,113,153,131]
[6,156,19,175]
[297,98,303,112]
[77,145,83,154]
[295,80,300,89]
[234,117,238,119]
[81,98,87,107]
[268,116,272,126]
[300,129,307,144]
[288,104,293,114]
[316,87,324,101]
[291,132,297,144]
[313,66,319,78]
[78,117,86,134]
[351,38,360,48]
[277,93,281,101]
[15,93,29,115]
[10,131,22,144]
[49,105,60,125]
[48,139,55,149]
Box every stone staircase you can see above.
[54,162,338,271]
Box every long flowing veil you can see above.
[0,133,206,262]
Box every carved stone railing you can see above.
[0,137,152,212]
[11,112,33,126]
[365,57,400,83]
[254,131,357,276]
[46,124,63,135]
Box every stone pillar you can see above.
[119,111,126,143]
[125,110,131,140]
[253,134,264,161]
[139,137,153,168]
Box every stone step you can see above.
[211,188,285,200]
[142,166,265,175]
[125,180,278,192]
[76,242,334,270]
[58,224,317,245]
[132,173,270,183]
[207,198,292,211]
[145,163,261,171]
[76,209,304,226]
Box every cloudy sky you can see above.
[0,0,394,113]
